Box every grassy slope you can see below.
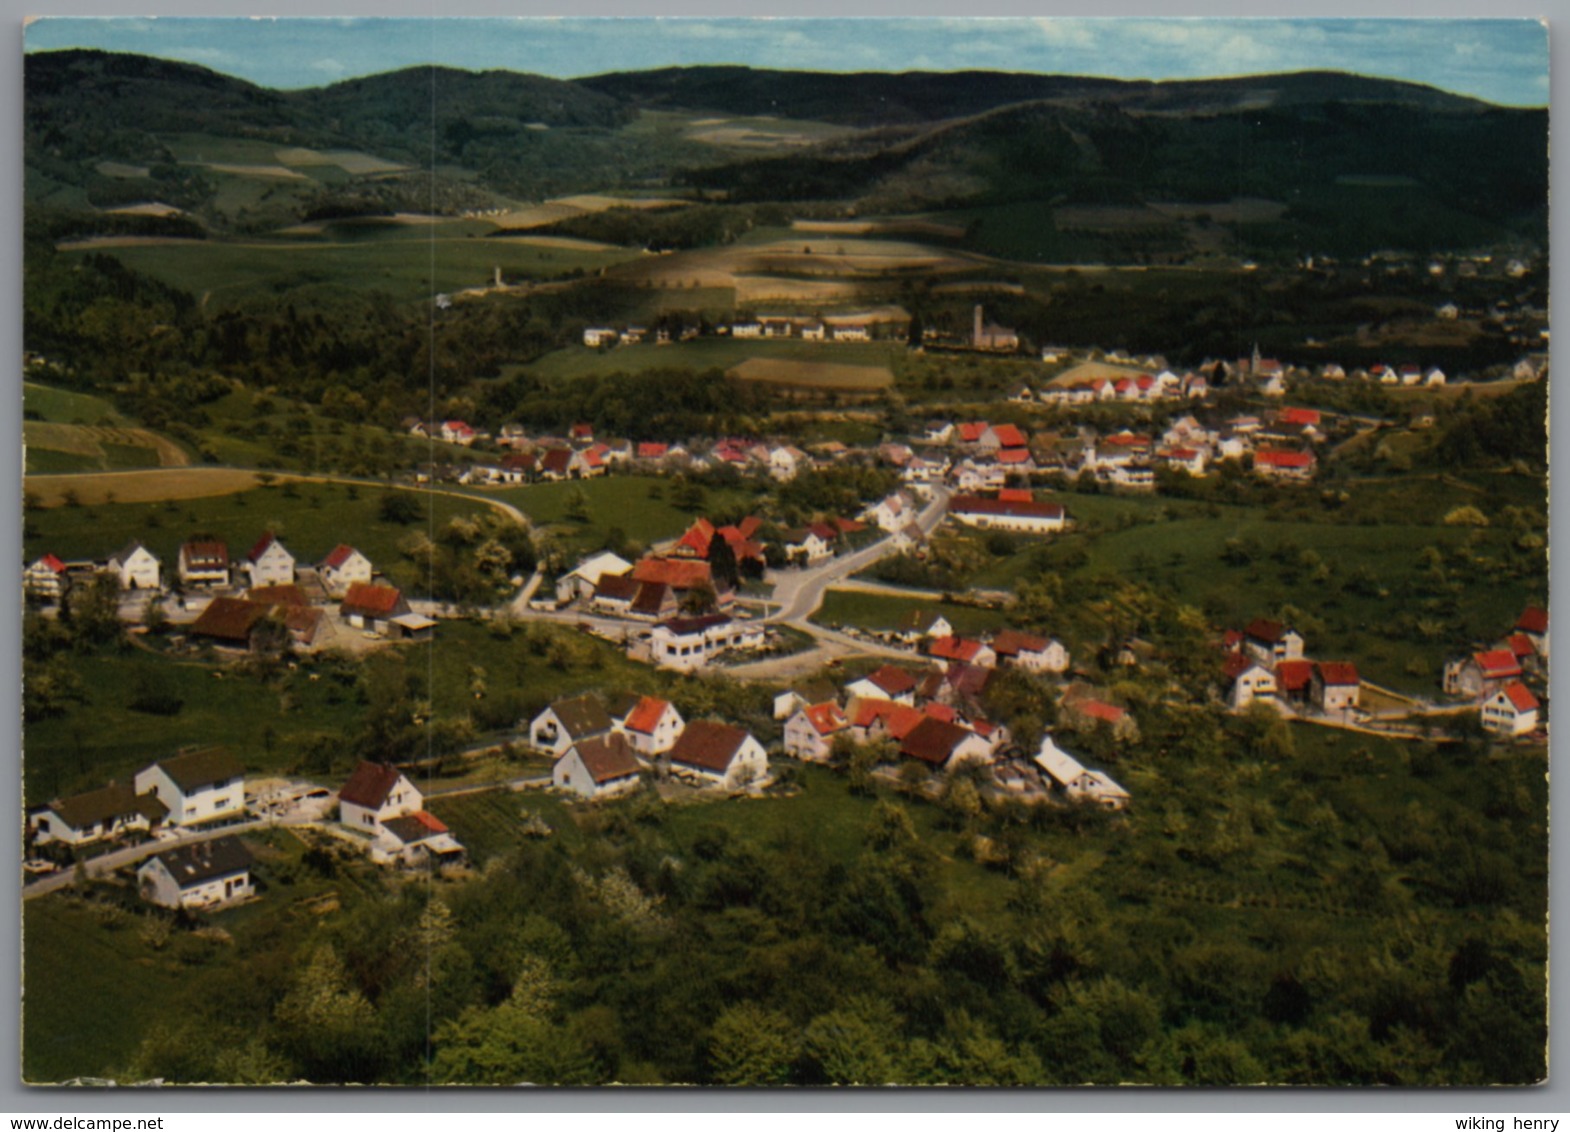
[24,382,129,425]
[483,474,753,552]
[526,337,901,382]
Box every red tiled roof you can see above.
[1517,606,1549,635]
[736,516,762,539]
[989,424,1027,447]
[1275,659,1315,692]
[1502,682,1540,712]
[412,810,448,834]
[342,583,405,617]
[623,695,671,736]
[188,597,272,643]
[247,583,308,607]
[923,703,958,723]
[900,717,975,766]
[632,557,713,590]
[997,488,1033,503]
[929,636,985,662]
[1255,449,1316,469]
[630,582,671,615]
[541,448,573,474]
[849,699,925,739]
[1245,618,1288,644]
[339,761,405,809]
[803,702,848,736]
[573,733,643,784]
[321,544,359,570]
[957,422,989,442]
[1474,649,1523,679]
[833,518,865,535]
[863,664,918,696]
[1316,661,1360,687]
[36,553,66,574]
[595,574,639,602]
[247,532,282,563]
[1279,407,1322,426]
[637,442,668,459]
[991,629,1049,657]
[997,448,1033,465]
[1222,651,1260,680]
[181,541,229,569]
[676,518,716,557]
[1077,699,1127,725]
[668,720,752,774]
[1506,633,1536,659]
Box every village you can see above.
[19,323,1549,925]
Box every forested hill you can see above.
[574,66,1489,127]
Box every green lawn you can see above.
[24,449,100,475]
[484,474,753,553]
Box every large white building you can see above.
[134,748,246,828]
[947,495,1068,534]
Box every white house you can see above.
[109,541,161,591]
[865,492,916,533]
[613,695,685,756]
[555,551,635,605]
[1034,735,1130,810]
[783,703,850,762]
[137,837,254,910]
[1311,662,1361,715]
[134,748,246,828]
[177,541,230,588]
[1481,682,1540,737]
[948,495,1068,535]
[900,717,993,772]
[30,782,167,848]
[319,544,374,598]
[1243,619,1305,667]
[784,525,836,566]
[583,327,619,347]
[554,734,644,800]
[895,609,953,645]
[371,812,466,868]
[1225,653,1278,711]
[648,614,766,671]
[667,721,769,790]
[245,533,296,587]
[23,554,69,602]
[528,694,613,757]
[990,630,1070,674]
[845,664,919,705]
[337,761,423,833]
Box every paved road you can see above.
[766,486,949,626]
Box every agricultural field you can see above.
[22,479,511,583]
[24,468,267,509]
[55,232,643,308]
[23,382,129,425]
[727,356,894,391]
[24,422,188,473]
[812,589,1013,638]
[482,473,754,553]
[525,337,901,383]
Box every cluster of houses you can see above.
[1443,605,1548,737]
[529,692,767,796]
[773,638,1127,808]
[24,534,435,650]
[1219,619,1362,719]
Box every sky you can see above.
[21,17,1551,107]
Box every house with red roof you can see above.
[979,423,1028,451]
[318,544,373,598]
[1516,606,1549,659]
[991,630,1070,674]
[1277,406,1322,429]
[613,695,685,756]
[177,540,231,589]
[783,702,850,761]
[1444,649,1524,701]
[956,422,990,446]
[667,720,768,789]
[372,809,465,868]
[340,583,411,635]
[783,523,837,565]
[1481,682,1541,737]
[338,761,422,833]
[441,420,478,446]
[927,636,997,670]
[245,533,296,587]
[847,699,928,746]
[1312,662,1361,715]
[1243,619,1305,668]
[948,495,1067,535]
[844,664,919,706]
[899,717,993,772]
[553,733,645,801]
[23,554,70,602]
[1274,659,1316,706]
[1253,449,1317,480]
[1223,652,1277,711]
